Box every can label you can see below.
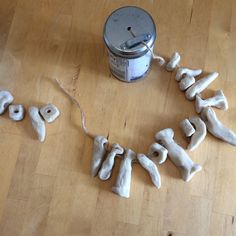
[108,52,128,79]
[108,49,153,82]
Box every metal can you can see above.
[103,6,156,82]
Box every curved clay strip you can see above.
[112,148,136,198]
[201,107,236,146]
[98,143,124,180]
[0,90,14,114]
[91,136,108,177]
[188,117,207,151]
[137,153,161,189]
[155,128,202,182]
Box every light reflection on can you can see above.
[103,6,156,82]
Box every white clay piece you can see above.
[201,107,236,146]
[148,142,168,164]
[179,75,196,91]
[0,90,14,115]
[39,104,60,123]
[155,128,202,182]
[91,136,108,177]
[98,143,124,180]
[137,153,161,189]
[112,148,136,198]
[175,68,202,82]
[29,106,46,142]
[188,117,207,151]
[8,104,25,121]
[165,52,181,72]
[180,119,196,137]
[185,72,219,100]
[195,90,228,113]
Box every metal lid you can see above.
[103,6,156,58]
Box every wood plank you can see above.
[0,0,236,235]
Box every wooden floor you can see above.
[0,0,236,235]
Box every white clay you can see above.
[91,136,108,177]
[0,90,14,115]
[155,128,202,182]
[137,153,161,189]
[112,148,136,198]
[195,90,228,113]
[179,75,196,91]
[180,119,196,137]
[148,142,168,164]
[165,52,181,72]
[29,106,46,142]
[8,104,25,121]
[39,104,60,123]
[175,68,202,82]
[188,117,207,151]
[98,143,124,180]
[201,107,236,146]
[185,72,219,100]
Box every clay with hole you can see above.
[148,142,168,164]
[39,104,60,123]
[9,104,25,121]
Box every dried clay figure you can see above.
[195,90,228,113]
[98,143,124,180]
[185,72,219,100]
[112,149,136,198]
[165,52,181,72]
[0,90,14,115]
[187,117,207,151]
[175,68,202,81]
[137,153,161,189]
[29,106,46,142]
[155,128,202,182]
[91,136,108,177]
[201,107,236,146]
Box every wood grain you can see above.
[0,0,236,235]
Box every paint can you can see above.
[103,6,156,82]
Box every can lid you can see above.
[104,6,156,58]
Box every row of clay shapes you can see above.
[0,90,60,142]
[90,52,236,198]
